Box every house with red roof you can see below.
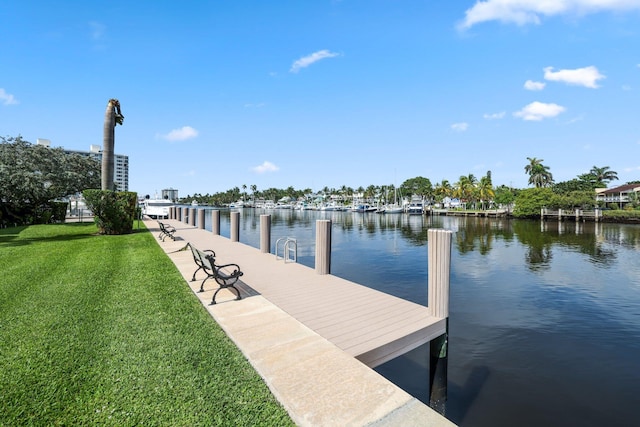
[595,183,640,207]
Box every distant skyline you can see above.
[2,1,639,197]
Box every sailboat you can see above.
[383,187,403,214]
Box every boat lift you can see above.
[275,237,297,263]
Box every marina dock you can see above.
[145,218,454,426]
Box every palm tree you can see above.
[434,180,453,203]
[589,166,618,187]
[101,99,124,190]
[525,157,553,188]
[477,175,495,209]
[453,175,476,207]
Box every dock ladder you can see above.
[275,237,297,263]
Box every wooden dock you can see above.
[541,208,602,221]
[430,208,509,217]
[149,219,447,368]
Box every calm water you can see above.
[198,207,640,427]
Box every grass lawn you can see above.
[0,222,293,426]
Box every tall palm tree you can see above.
[477,176,495,209]
[101,99,124,190]
[589,166,618,187]
[525,157,553,188]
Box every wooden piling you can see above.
[182,207,188,223]
[315,220,332,274]
[189,208,196,226]
[230,211,240,242]
[211,210,220,235]
[198,209,205,229]
[260,214,271,253]
[427,228,452,415]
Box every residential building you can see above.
[595,184,640,207]
[162,188,179,202]
[37,139,129,191]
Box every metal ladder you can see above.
[275,237,297,263]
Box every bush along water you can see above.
[83,189,138,234]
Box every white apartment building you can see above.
[37,139,129,191]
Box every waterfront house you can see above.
[595,183,640,207]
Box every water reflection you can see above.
[204,207,640,275]
[192,207,640,427]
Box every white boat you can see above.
[406,196,425,215]
[229,200,244,209]
[383,204,404,214]
[383,188,403,214]
[142,198,174,219]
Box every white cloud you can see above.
[483,112,505,119]
[622,85,632,91]
[0,88,18,105]
[290,50,340,73]
[252,161,279,174]
[524,80,546,91]
[513,101,566,121]
[458,0,640,30]
[543,66,605,88]
[451,122,469,131]
[159,126,199,141]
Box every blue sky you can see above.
[2,1,640,197]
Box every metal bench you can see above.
[187,243,243,305]
[157,221,176,241]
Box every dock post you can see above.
[230,211,240,242]
[315,220,332,274]
[198,209,205,229]
[211,209,220,236]
[182,207,188,224]
[211,210,220,235]
[427,228,452,416]
[176,207,181,222]
[189,208,196,226]
[260,214,271,253]
[169,206,173,219]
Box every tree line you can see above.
[181,159,628,212]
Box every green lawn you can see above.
[0,223,293,426]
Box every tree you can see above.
[453,174,476,207]
[434,179,453,203]
[589,166,618,187]
[477,175,495,209]
[0,136,100,225]
[400,176,433,201]
[494,185,517,207]
[525,157,553,188]
[102,99,124,190]
[512,188,555,218]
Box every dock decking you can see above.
[149,219,447,368]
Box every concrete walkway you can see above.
[145,219,456,427]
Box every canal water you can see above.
[199,207,640,427]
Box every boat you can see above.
[142,197,174,219]
[383,187,403,214]
[406,195,425,215]
[383,204,404,214]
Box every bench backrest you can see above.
[188,244,214,271]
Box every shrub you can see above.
[83,190,138,234]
